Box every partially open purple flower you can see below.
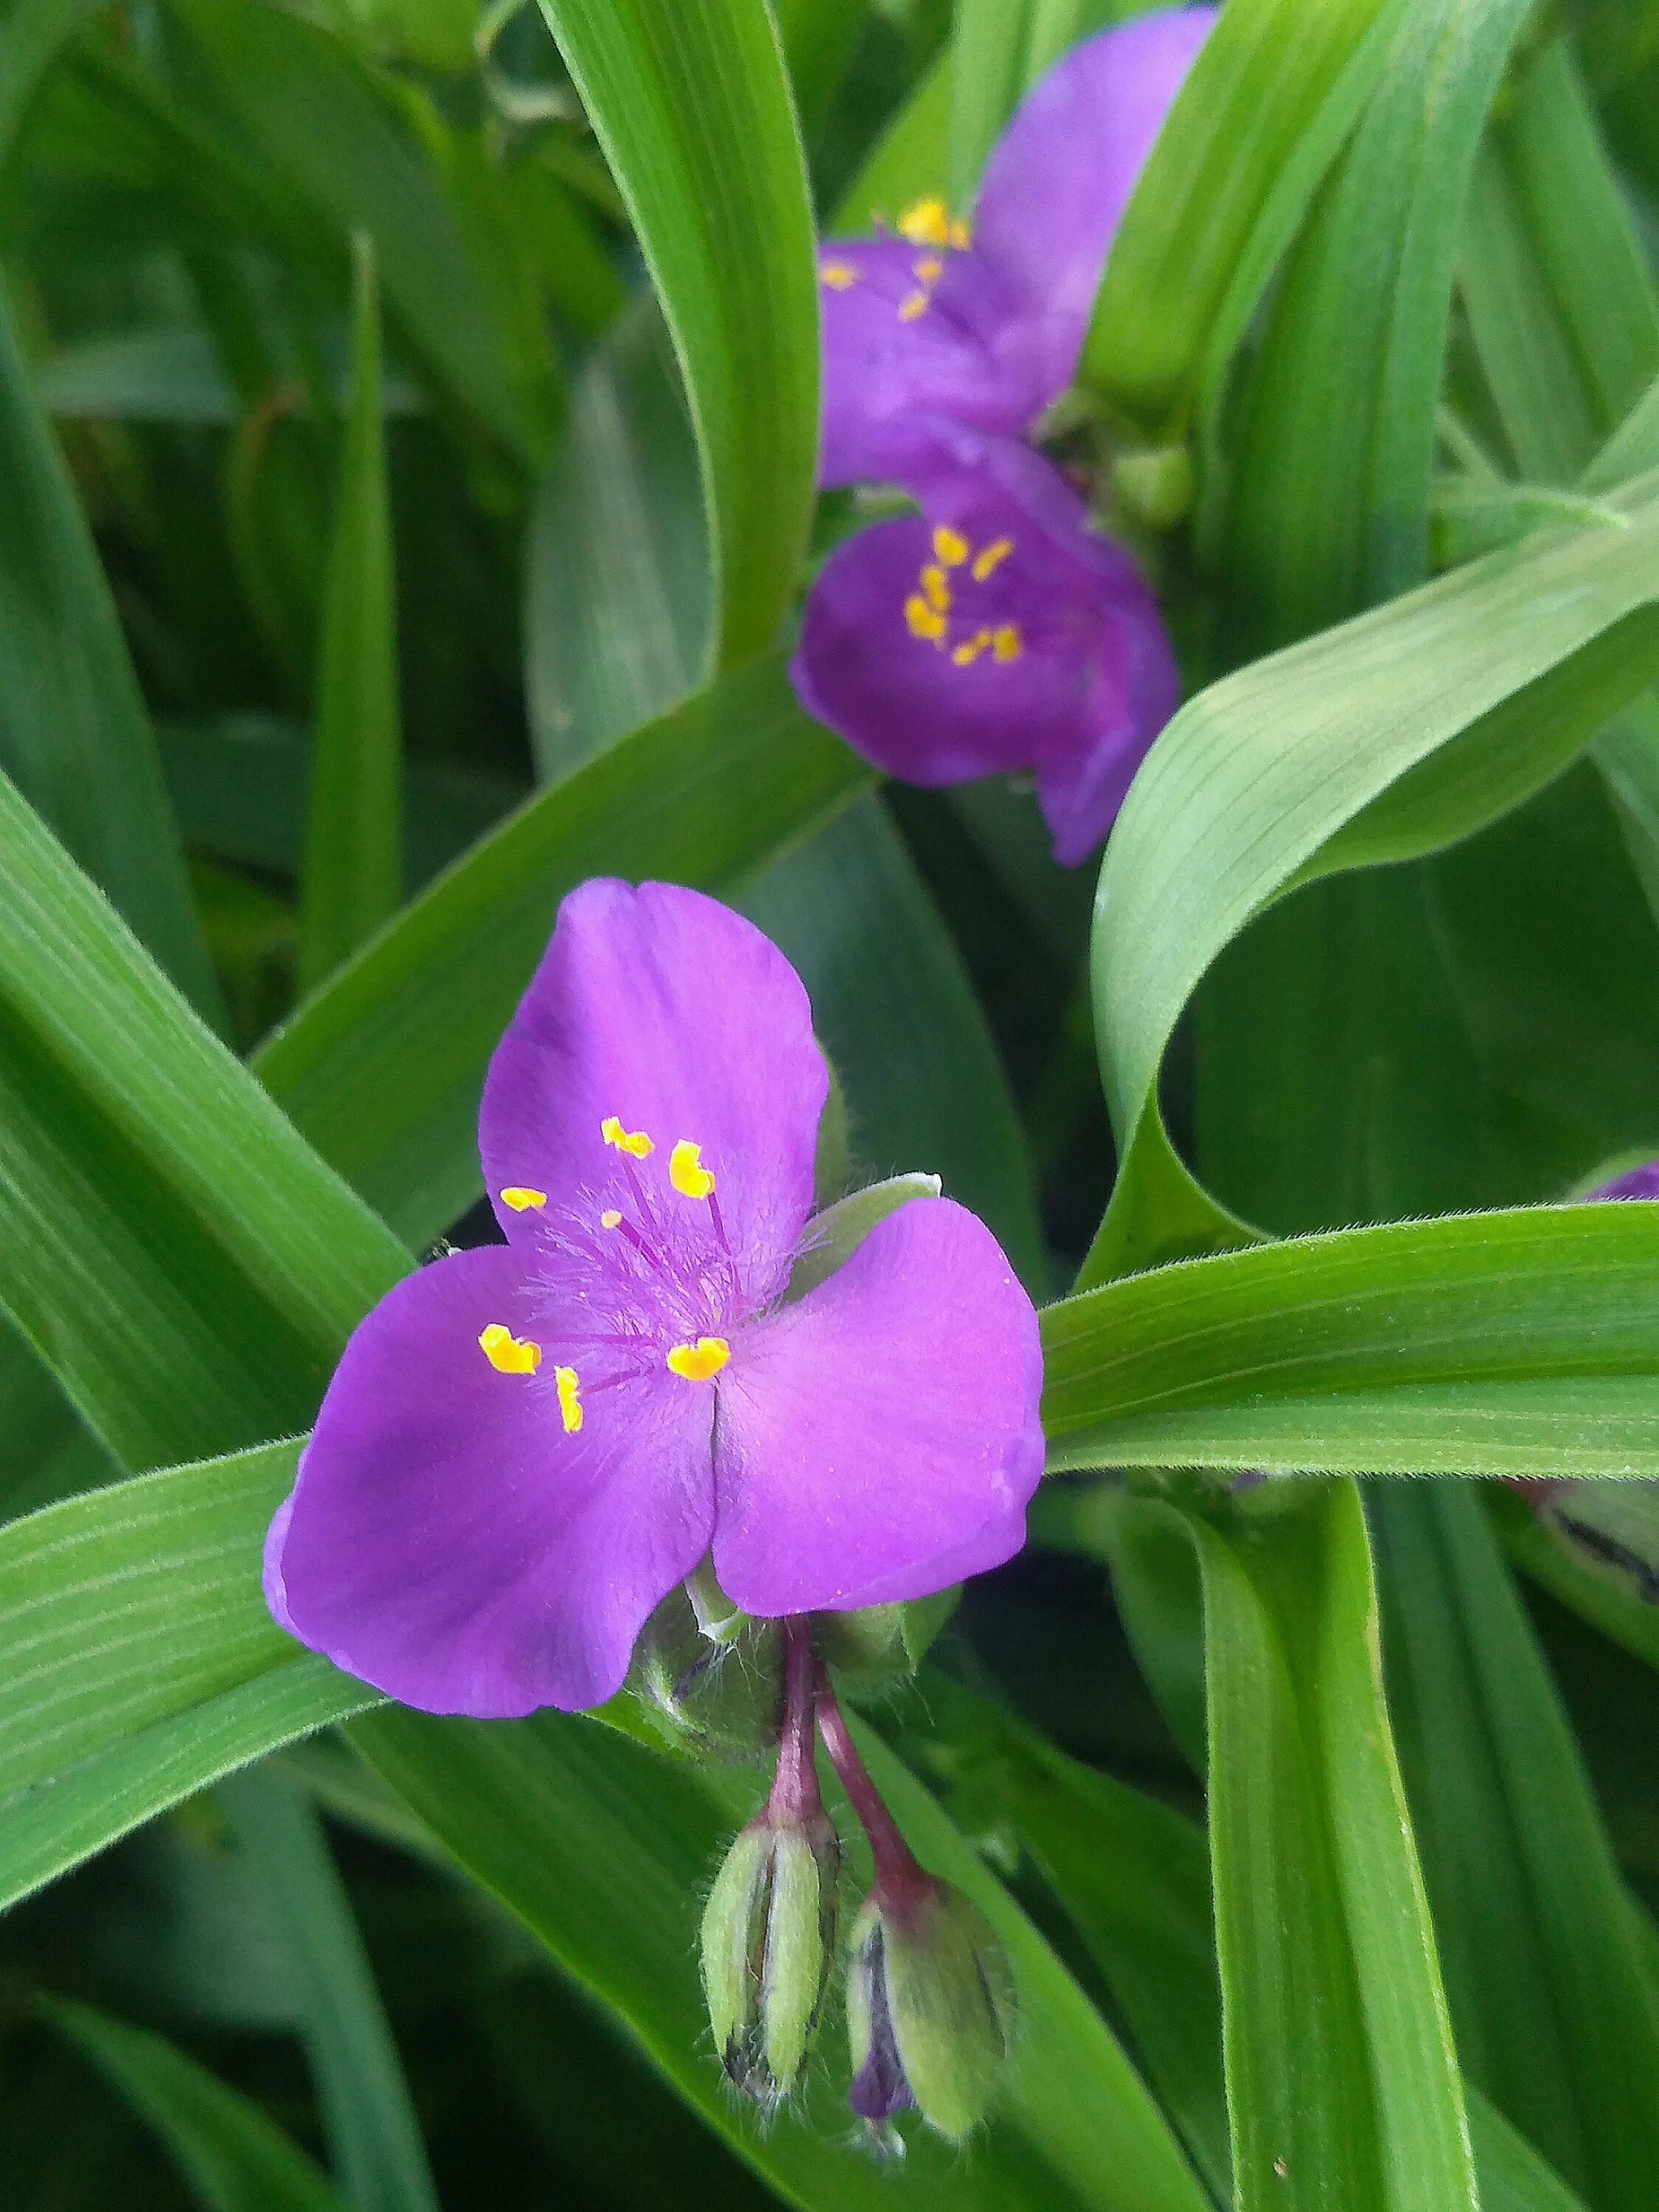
[817,8,1217,488]
[1590,1161,1659,1201]
[791,428,1178,866]
[264,880,1045,1717]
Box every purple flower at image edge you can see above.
[799,7,1215,866]
[791,428,1178,866]
[816,6,1219,488]
[1589,1161,1659,1201]
[264,880,1046,1718]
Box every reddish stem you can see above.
[765,1618,823,1826]
[814,1666,931,1918]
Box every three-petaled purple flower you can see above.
[264,879,1045,1717]
[790,8,1215,866]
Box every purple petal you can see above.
[712,1198,1043,1615]
[790,431,1178,864]
[479,880,826,1301]
[265,1245,716,1716]
[974,8,1218,397]
[815,240,1053,490]
[1590,1161,1659,1200]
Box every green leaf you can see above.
[46,1997,349,2212]
[1170,1481,1474,2212]
[163,0,543,459]
[1086,473,1659,1281]
[830,47,950,234]
[742,793,1046,1287]
[256,655,869,1251]
[299,233,403,992]
[0,282,221,1026]
[0,769,407,1470]
[1043,1202,1659,1478]
[1081,0,1406,426]
[0,1441,372,1914]
[0,0,102,164]
[220,1770,439,2212]
[524,303,709,782]
[534,0,818,668]
[1214,0,1531,646]
[948,0,1034,205]
[352,1703,1211,2211]
[1371,1480,1659,2211]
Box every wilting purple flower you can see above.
[816,8,1217,489]
[264,880,1045,1717]
[791,426,1178,866]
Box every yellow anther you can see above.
[554,1365,583,1433]
[499,1186,547,1212]
[820,258,860,291]
[600,1208,622,1230]
[971,537,1015,582]
[601,1115,654,1158]
[667,1336,731,1382]
[949,218,971,249]
[669,1139,717,1200]
[919,563,952,613]
[932,525,970,567]
[897,290,930,322]
[914,255,943,282]
[905,593,947,641]
[479,1323,540,1376]
[897,195,953,247]
[992,623,1023,661]
[952,630,993,667]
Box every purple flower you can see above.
[816,9,1217,490]
[1590,1161,1659,1201]
[798,10,1212,866]
[264,880,1045,1717]
[790,427,1178,867]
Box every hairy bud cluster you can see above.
[701,1807,842,2104]
[846,1880,1018,2142]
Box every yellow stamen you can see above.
[601,1115,654,1158]
[820,258,860,290]
[919,563,952,613]
[905,593,947,641]
[897,290,930,322]
[992,622,1023,661]
[970,536,1015,582]
[932,524,970,567]
[600,1208,622,1230]
[913,255,943,282]
[554,1365,582,1433]
[499,1186,547,1212]
[952,629,993,667]
[948,218,971,249]
[669,1139,717,1200]
[897,195,953,247]
[667,1336,731,1382]
[479,1323,540,1376]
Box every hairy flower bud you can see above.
[845,1879,1017,2141]
[701,1808,841,2102]
[629,1585,783,1759]
[813,1587,958,1703]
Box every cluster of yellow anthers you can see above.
[818,195,971,324]
[903,525,1023,666]
[476,1118,731,1421]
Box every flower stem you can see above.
[766,1617,822,1826]
[814,1665,931,1917]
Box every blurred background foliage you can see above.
[3,0,1659,2208]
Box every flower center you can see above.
[479,1114,748,1429]
[903,526,1024,665]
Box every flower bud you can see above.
[813,1587,959,1703]
[701,1809,841,2102]
[628,1585,783,1760]
[845,1879,1017,2141]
